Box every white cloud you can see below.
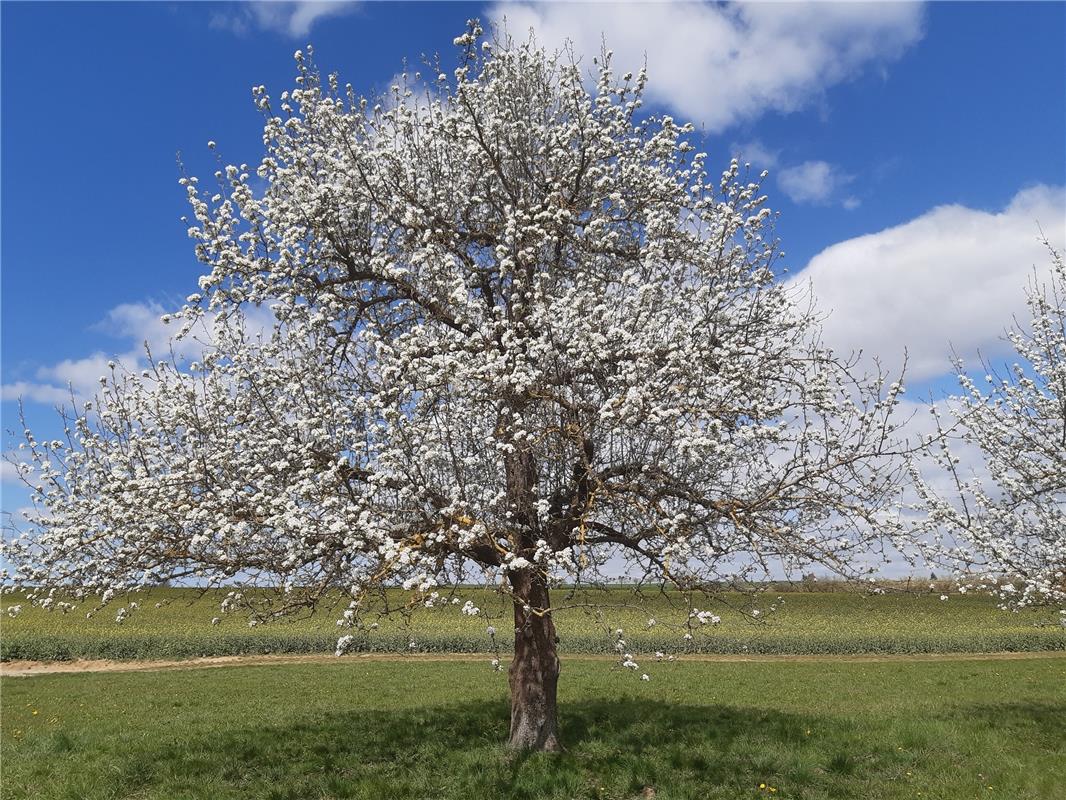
[491,1,925,132]
[210,1,359,39]
[2,507,39,528]
[91,302,181,357]
[778,160,854,205]
[0,381,76,406]
[1,461,22,485]
[793,185,1066,381]
[2,302,192,404]
[1,301,276,408]
[34,353,133,403]
[732,140,779,170]
[1,452,33,486]
[732,147,857,208]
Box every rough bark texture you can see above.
[507,568,562,752]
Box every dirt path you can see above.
[2,649,1063,677]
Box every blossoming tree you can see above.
[909,244,1066,612]
[6,26,910,750]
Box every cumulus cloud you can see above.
[778,160,854,206]
[732,140,779,170]
[2,301,276,407]
[731,146,857,208]
[0,460,23,485]
[210,1,359,38]
[91,302,181,356]
[4,350,160,409]
[794,185,1066,381]
[1,302,189,404]
[0,381,76,406]
[491,1,925,132]
[1,450,35,487]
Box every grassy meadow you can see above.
[4,586,1064,798]
[3,586,1064,661]
[2,656,1064,799]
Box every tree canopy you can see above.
[5,25,915,749]
[910,245,1066,611]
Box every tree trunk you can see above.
[507,568,562,752]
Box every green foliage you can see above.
[3,588,1063,661]
[3,658,1064,799]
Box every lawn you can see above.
[4,587,1064,660]
[2,655,1064,799]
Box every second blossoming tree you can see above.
[909,245,1066,612]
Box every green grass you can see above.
[2,656,1064,799]
[4,587,1064,660]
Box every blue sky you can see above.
[2,1,1065,519]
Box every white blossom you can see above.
[908,245,1066,612]
[2,28,916,752]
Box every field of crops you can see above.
[4,586,1064,661]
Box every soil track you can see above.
[2,649,1063,677]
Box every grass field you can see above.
[2,655,1064,799]
[3,587,1064,660]
[4,589,1064,798]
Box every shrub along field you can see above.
[3,656,1064,799]
[3,586,1064,660]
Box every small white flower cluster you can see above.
[337,601,359,627]
[906,246,1066,613]
[611,627,650,679]
[689,609,721,626]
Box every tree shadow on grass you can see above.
[100,700,853,800]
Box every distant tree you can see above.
[910,244,1066,611]
[4,25,909,751]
